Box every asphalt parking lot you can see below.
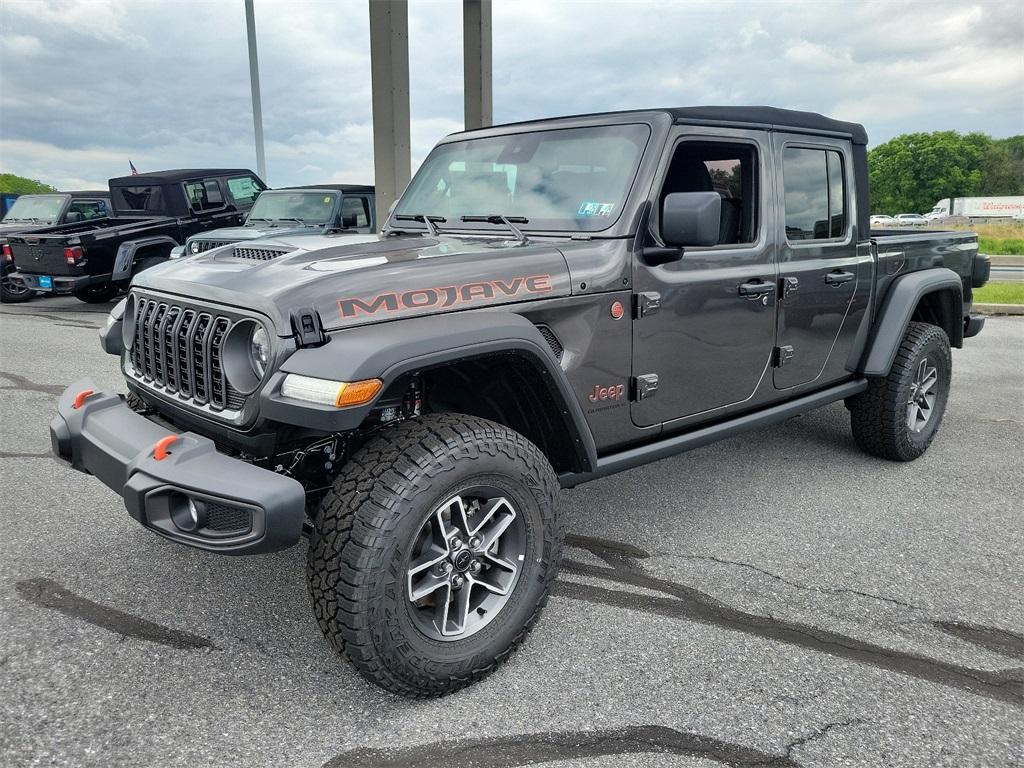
[1,296,1021,768]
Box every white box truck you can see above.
[928,196,1024,220]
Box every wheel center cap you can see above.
[452,549,473,572]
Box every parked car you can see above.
[7,169,264,303]
[53,106,989,697]
[869,214,897,228]
[1,191,112,303]
[895,213,929,227]
[170,184,375,259]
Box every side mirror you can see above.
[662,191,721,247]
[65,211,84,223]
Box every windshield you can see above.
[247,191,339,225]
[2,194,68,223]
[395,123,651,232]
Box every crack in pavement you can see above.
[15,578,217,650]
[670,551,925,611]
[558,535,1024,707]
[0,371,66,396]
[0,450,62,464]
[933,621,1024,661]
[0,309,102,328]
[780,719,868,762]
[322,724,802,768]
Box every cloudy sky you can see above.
[1,0,1021,190]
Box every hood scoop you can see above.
[229,245,294,261]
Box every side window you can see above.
[783,147,846,241]
[227,176,263,206]
[658,141,759,245]
[68,199,109,220]
[340,195,370,228]
[184,180,226,212]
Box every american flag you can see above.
[129,160,139,176]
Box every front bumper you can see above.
[50,379,306,555]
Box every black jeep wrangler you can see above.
[51,107,989,697]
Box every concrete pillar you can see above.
[369,0,411,228]
[463,0,492,130]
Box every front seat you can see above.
[661,155,741,245]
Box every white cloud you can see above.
[0,0,1021,191]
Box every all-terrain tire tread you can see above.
[849,321,951,461]
[306,412,560,698]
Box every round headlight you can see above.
[189,241,200,254]
[249,325,270,378]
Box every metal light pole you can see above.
[244,0,267,183]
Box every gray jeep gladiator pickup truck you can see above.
[51,107,990,697]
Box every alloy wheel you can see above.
[907,357,939,433]
[406,488,525,641]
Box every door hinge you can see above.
[774,345,795,367]
[781,276,799,300]
[632,373,659,400]
[633,291,661,318]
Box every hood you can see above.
[189,223,321,245]
[134,232,572,335]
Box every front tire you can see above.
[307,413,561,697]
[849,321,951,461]
[73,283,120,304]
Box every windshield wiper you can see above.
[394,214,446,236]
[276,217,305,224]
[460,215,529,243]
[246,217,272,224]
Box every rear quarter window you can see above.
[184,180,226,213]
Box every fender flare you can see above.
[861,268,963,377]
[260,312,598,472]
[112,235,180,281]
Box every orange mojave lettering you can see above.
[337,274,553,319]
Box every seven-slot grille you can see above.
[129,296,246,412]
[188,240,224,253]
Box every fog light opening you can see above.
[170,493,207,532]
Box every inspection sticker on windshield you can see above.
[578,201,615,217]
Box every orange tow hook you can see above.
[153,435,179,461]
[72,389,95,409]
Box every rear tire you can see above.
[849,321,951,461]
[306,413,561,697]
[0,267,33,303]
[73,283,120,304]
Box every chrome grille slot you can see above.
[128,294,248,416]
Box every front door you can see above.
[631,129,778,428]
[771,136,865,389]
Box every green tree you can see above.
[0,173,58,194]
[868,131,991,214]
[980,136,1024,196]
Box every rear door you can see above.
[771,135,867,389]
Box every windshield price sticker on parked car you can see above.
[577,201,615,217]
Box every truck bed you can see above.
[8,216,178,277]
[870,228,981,304]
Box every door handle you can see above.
[825,270,855,286]
[738,280,776,299]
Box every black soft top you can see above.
[275,184,375,194]
[667,106,867,145]
[108,169,259,186]
[465,106,868,145]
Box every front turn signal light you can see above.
[280,374,383,408]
